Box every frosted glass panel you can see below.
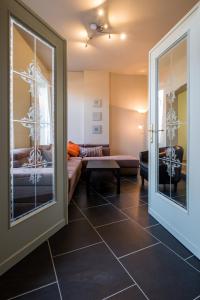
[157,37,187,209]
[10,19,55,223]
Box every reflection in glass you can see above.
[10,18,55,223]
[157,37,187,208]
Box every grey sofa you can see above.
[12,144,139,205]
[79,144,139,176]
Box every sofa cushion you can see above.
[82,155,139,168]
[80,146,103,157]
[67,141,80,157]
[79,144,110,156]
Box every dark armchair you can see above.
[140,145,184,193]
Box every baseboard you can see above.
[0,219,65,275]
[149,208,200,259]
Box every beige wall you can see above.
[67,72,148,156]
[84,71,109,145]
[110,74,148,157]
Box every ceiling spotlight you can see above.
[120,33,127,40]
[80,31,88,39]
[90,23,98,31]
[98,8,104,16]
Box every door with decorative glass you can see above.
[149,3,200,259]
[0,0,67,274]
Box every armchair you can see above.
[140,146,184,193]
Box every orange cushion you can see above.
[67,141,80,157]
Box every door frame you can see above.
[148,2,200,259]
[0,0,68,275]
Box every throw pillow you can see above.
[67,141,80,157]
[80,146,103,157]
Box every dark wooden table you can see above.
[86,160,121,194]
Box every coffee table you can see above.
[86,160,120,194]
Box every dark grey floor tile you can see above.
[120,181,148,196]
[94,183,117,197]
[68,202,84,221]
[73,181,95,198]
[107,193,146,209]
[123,205,158,228]
[140,195,148,203]
[121,243,200,300]
[106,285,146,300]
[187,256,200,272]
[15,283,60,300]
[49,219,101,256]
[73,191,108,208]
[0,242,55,300]
[83,204,126,227]
[147,224,192,259]
[97,220,157,257]
[54,243,133,300]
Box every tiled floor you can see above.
[1,175,200,300]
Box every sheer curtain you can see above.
[37,73,52,145]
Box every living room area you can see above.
[1,1,200,300]
[67,70,147,202]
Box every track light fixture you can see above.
[81,7,127,48]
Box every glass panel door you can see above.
[10,19,55,224]
[157,36,188,209]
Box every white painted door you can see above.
[149,2,200,259]
[0,0,67,274]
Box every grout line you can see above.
[95,218,129,229]
[102,284,136,300]
[53,241,104,258]
[144,223,160,229]
[47,241,63,300]
[100,192,200,274]
[118,203,147,210]
[7,282,57,300]
[118,242,161,260]
[68,217,85,223]
[184,254,194,261]
[73,201,150,300]
[84,203,111,209]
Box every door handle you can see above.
[148,124,154,143]
[148,125,165,143]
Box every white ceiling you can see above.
[22,0,198,74]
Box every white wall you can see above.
[84,71,109,144]
[68,71,110,144]
[67,72,84,143]
[67,72,148,157]
[110,74,148,158]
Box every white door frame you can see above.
[148,2,200,259]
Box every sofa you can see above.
[140,145,184,192]
[68,144,139,202]
[12,145,139,207]
[11,145,54,219]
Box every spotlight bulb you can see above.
[98,8,104,16]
